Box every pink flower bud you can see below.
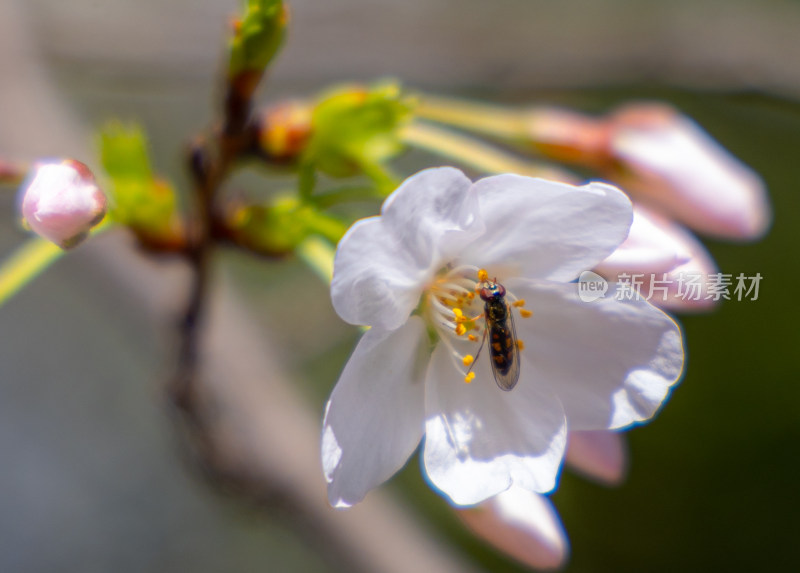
[598,204,692,277]
[597,205,719,312]
[458,487,569,570]
[608,103,771,240]
[19,160,107,249]
[565,431,628,486]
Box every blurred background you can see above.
[1,0,799,571]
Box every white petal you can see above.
[331,167,482,329]
[322,317,428,507]
[458,488,569,570]
[462,175,632,281]
[381,166,483,264]
[565,430,627,485]
[509,280,684,430]
[423,344,567,506]
[331,217,425,329]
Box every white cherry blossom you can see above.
[322,167,684,508]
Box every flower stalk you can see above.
[401,121,574,181]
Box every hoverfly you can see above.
[468,277,520,391]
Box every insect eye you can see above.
[479,283,506,301]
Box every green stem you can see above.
[0,238,62,306]
[297,161,317,203]
[296,236,335,284]
[308,185,385,209]
[401,121,576,181]
[304,212,348,245]
[0,220,113,307]
[357,158,398,197]
[415,94,530,141]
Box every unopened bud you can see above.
[608,103,771,240]
[257,101,313,161]
[19,160,107,249]
[597,205,719,312]
[457,487,569,570]
[598,204,693,277]
[565,430,628,486]
[526,107,610,166]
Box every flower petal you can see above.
[565,430,628,485]
[458,487,569,570]
[509,279,684,430]
[331,217,424,329]
[462,175,632,282]
[423,344,567,506]
[381,166,483,264]
[322,317,427,507]
[331,167,481,329]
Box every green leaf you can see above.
[99,122,153,182]
[227,195,348,255]
[302,82,414,188]
[228,0,288,78]
[98,122,180,243]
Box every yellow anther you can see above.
[453,308,465,322]
[516,339,525,350]
[464,372,476,384]
[462,354,474,367]
[477,269,489,282]
[513,299,526,308]
[455,323,467,336]
[520,309,533,318]
[467,292,475,300]
[468,334,478,342]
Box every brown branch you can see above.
[0,159,27,187]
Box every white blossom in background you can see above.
[322,167,684,508]
[18,159,107,249]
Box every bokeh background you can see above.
[1,0,799,571]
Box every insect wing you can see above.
[489,302,520,391]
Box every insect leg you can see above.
[465,316,488,377]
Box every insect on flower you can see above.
[467,270,521,391]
